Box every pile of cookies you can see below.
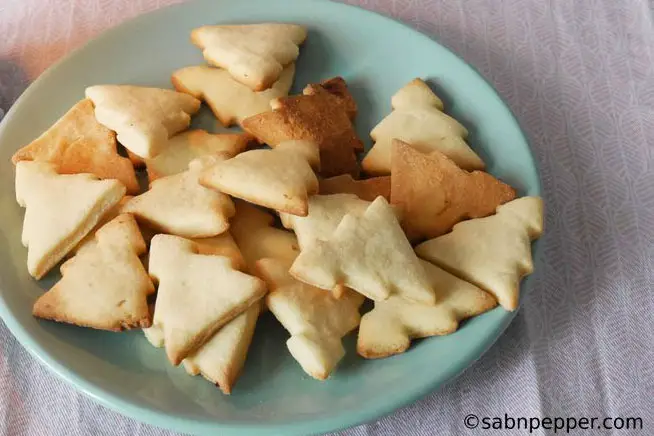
[10,23,543,394]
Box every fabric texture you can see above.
[1,0,653,435]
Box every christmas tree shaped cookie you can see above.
[256,257,364,380]
[172,64,295,127]
[290,197,435,303]
[357,260,497,358]
[242,81,362,177]
[180,234,260,394]
[391,139,515,241]
[416,196,544,311]
[200,140,319,216]
[362,78,484,174]
[121,157,235,238]
[85,85,201,158]
[33,214,155,330]
[191,23,307,91]
[280,193,371,250]
[147,234,266,365]
[11,99,139,194]
[15,161,126,279]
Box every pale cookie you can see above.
[121,157,235,238]
[256,258,364,380]
[33,214,155,330]
[85,85,201,158]
[148,234,266,365]
[11,99,139,194]
[172,64,295,127]
[229,200,300,273]
[242,81,362,177]
[362,78,484,174]
[144,129,252,182]
[145,228,246,351]
[357,260,497,359]
[179,233,258,394]
[319,174,391,202]
[191,23,307,91]
[279,193,371,250]
[200,140,319,216]
[290,197,435,303]
[391,140,515,241]
[182,303,261,394]
[415,196,544,311]
[15,161,126,279]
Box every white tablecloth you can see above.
[1,0,653,435]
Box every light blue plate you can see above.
[0,0,541,434]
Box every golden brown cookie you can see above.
[242,81,363,177]
[391,139,515,241]
[303,76,358,122]
[11,99,140,194]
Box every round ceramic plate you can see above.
[0,0,541,434]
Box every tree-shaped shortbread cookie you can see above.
[15,161,126,279]
[85,85,201,158]
[144,231,247,346]
[280,193,371,250]
[362,78,484,175]
[172,64,295,127]
[181,234,259,394]
[357,260,497,358]
[391,139,515,241]
[290,197,435,303]
[200,140,319,216]
[121,157,235,238]
[415,196,544,311]
[144,129,252,182]
[191,23,307,91]
[147,234,266,365]
[256,258,364,380]
[144,232,263,395]
[11,99,139,194]
[32,214,155,330]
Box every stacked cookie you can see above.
[11,22,543,394]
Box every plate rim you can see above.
[0,0,542,435]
